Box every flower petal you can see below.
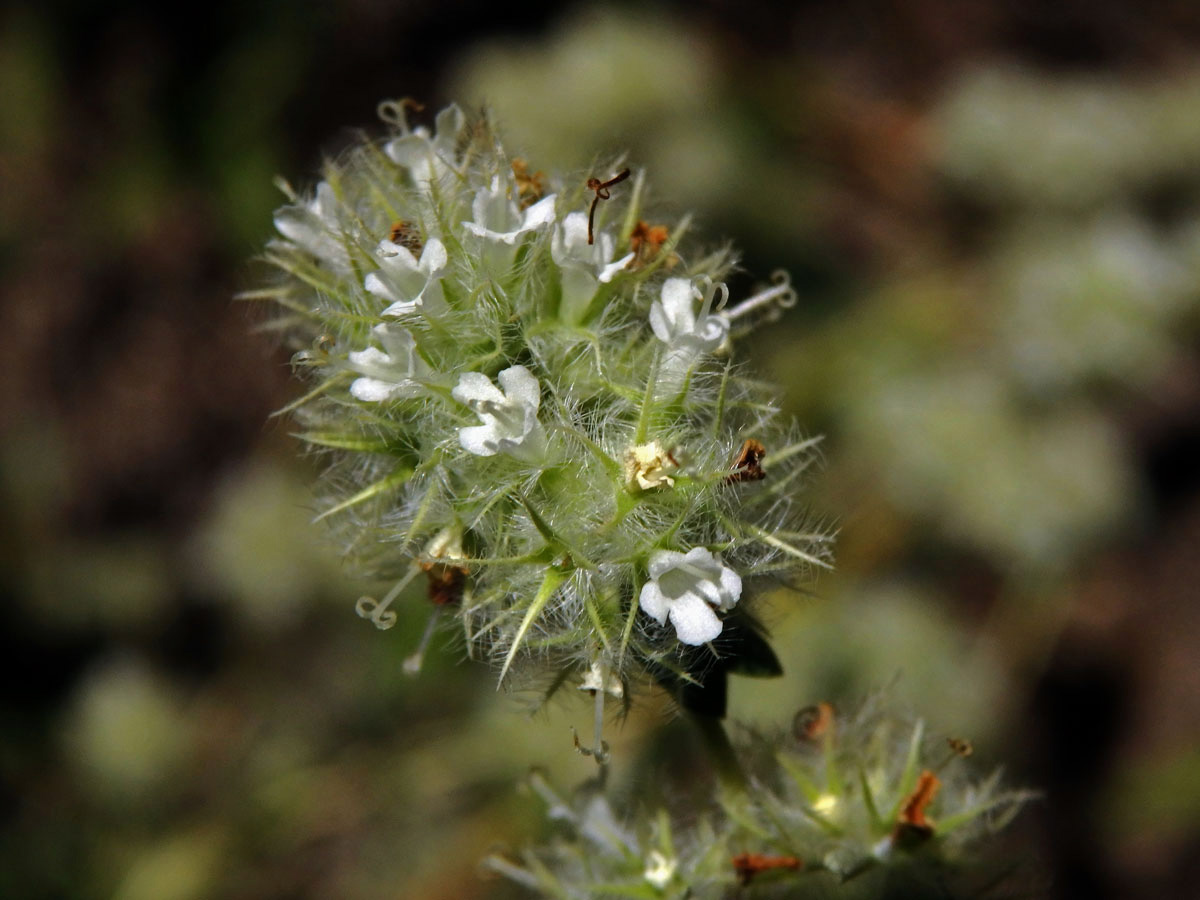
[452,372,505,406]
[432,104,465,152]
[350,377,400,402]
[647,549,685,580]
[638,582,670,625]
[718,565,742,610]
[497,365,540,412]
[598,253,635,283]
[661,278,697,331]
[648,301,672,344]
[379,239,421,269]
[668,594,724,645]
[458,424,498,456]
[347,346,391,373]
[521,194,557,230]
[420,238,448,275]
[385,133,431,169]
[373,324,417,364]
[552,212,592,265]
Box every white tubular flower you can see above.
[273,181,349,270]
[347,323,432,402]
[364,237,448,317]
[651,277,729,354]
[649,277,730,392]
[384,103,465,186]
[452,365,547,463]
[463,175,558,244]
[639,547,742,645]
[462,175,558,274]
[551,211,634,323]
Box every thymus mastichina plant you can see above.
[252,101,830,746]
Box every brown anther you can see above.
[399,97,425,113]
[726,438,767,484]
[421,561,469,606]
[388,220,424,254]
[586,167,631,245]
[627,220,671,268]
[511,158,546,209]
[895,770,941,840]
[731,853,802,885]
[793,701,834,742]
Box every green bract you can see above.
[254,101,830,706]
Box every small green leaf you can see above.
[293,431,395,453]
[497,568,567,685]
[312,466,412,522]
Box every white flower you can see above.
[273,181,349,270]
[364,237,448,317]
[347,323,432,402]
[384,103,465,186]
[643,850,677,890]
[462,175,558,275]
[452,365,547,463]
[551,211,634,323]
[463,175,557,245]
[649,277,730,393]
[650,276,729,353]
[639,547,741,645]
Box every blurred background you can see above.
[3,1,1200,897]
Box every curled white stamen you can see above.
[376,99,410,127]
[355,564,421,630]
[721,270,797,322]
[699,276,730,316]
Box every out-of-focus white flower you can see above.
[364,238,449,317]
[384,103,465,186]
[639,547,741,645]
[452,365,547,463]
[273,181,349,269]
[643,850,677,890]
[551,211,634,322]
[579,794,635,855]
[347,323,432,402]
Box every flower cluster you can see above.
[485,700,1033,898]
[256,101,826,704]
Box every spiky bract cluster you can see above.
[487,700,1033,899]
[255,101,829,695]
